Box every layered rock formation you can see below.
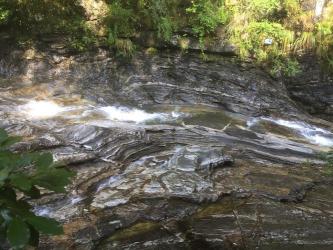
[0,46,332,249]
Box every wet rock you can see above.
[180,187,333,249]
[287,83,333,122]
[168,146,234,172]
[11,134,63,152]
[52,146,97,165]
[0,47,305,118]
[0,46,333,249]
[286,55,333,123]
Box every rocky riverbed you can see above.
[0,46,333,249]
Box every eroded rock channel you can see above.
[0,47,333,249]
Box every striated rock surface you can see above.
[286,55,333,122]
[0,46,333,249]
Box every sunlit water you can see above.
[10,97,333,148]
[17,100,183,124]
[248,117,333,147]
[19,100,70,119]
[263,118,333,147]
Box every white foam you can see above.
[171,111,182,118]
[17,97,186,125]
[33,206,52,217]
[247,117,260,127]
[263,117,333,147]
[70,195,84,205]
[96,106,168,123]
[311,134,333,147]
[19,100,68,119]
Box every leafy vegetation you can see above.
[319,150,333,175]
[0,0,84,34]
[226,0,298,76]
[186,0,228,45]
[104,0,181,55]
[0,2,10,25]
[1,0,333,74]
[0,129,74,249]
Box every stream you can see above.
[0,49,333,249]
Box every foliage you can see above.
[105,1,137,46]
[68,19,98,52]
[140,0,176,41]
[0,0,97,51]
[226,0,302,76]
[270,57,300,77]
[0,129,74,249]
[1,0,333,74]
[145,47,158,55]
[186,0,229,45]
[0,2,10,26]
[314,6,333,69]
[322,151,333,167]
[104,0,179,54]
[0,0,84,34]
[319,150,333,175]
[248,0,280,20]
[244,21,293,59]
[114,38,136,57]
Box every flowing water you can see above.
[2,83,332,148]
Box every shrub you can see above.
[67,19,98,52]
[230,20,295,69]
[270,57,300,77]
[1,0,332,74]
[0,2,10,26]
[115,38,136,57]
[140,0,176,41]
[186,0,229,45]
[248,0,281,19]
[105,1,137,45]
[319,150,333,175]
[0,129,74,249]
[2,0,84,34]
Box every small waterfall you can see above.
[16,98,184,124]
[94,106,167,123]
[262,118,333,147]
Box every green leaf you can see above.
[0,136,21,150]
[0,167,11,186]
[0,187,17,202]
[0,195,33,219]
[7,218,30,249]
[35,153,54,171]
[24,185,41,199]
[33,168,74,193]
[10,174,32,191]
[27,224,39,247]
[0,129,8,144]
[27,216,63,235]
[0,151,26,170]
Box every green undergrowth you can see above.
[1,0,333,75]
[319,150,333,175]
